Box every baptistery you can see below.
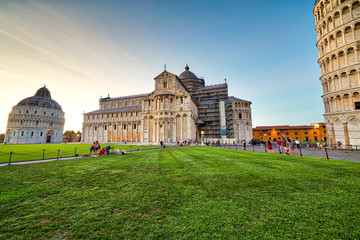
[314,0,360,147]
[4,86,65,144]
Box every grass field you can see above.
[1,147,359,239]
[0,143,164,163]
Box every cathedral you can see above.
[81,65,253,144]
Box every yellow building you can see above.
[253,123,327,142]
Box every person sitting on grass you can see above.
[98,148,106,156]
[115,147,120,154]
[121,149,126,155]
[89,142,96,157]
[105,144,113,155]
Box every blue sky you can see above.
[0,0,322,133]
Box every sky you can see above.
[0,0,322,134]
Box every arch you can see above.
[344,26,353,43]
[334,11,341,27]
[342,5,351,23]
[336,30,343,46]
[349,69,358,87]
[352,1,360,18]
[347,47,356,65]
[354,22,360,39]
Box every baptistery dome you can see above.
[16,86,62,110]
[4,86,65,144]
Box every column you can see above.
[342,32,346,45]
[140,119,144,142]
[352,27,356,41]
[345,52,349,66]
[350,95,355,110]
[152,118,155,143]
[173,121,176,142]
[180,116,183,140]
[331,123,336,146]
[340,11,343,25]
[341,97,345,111]
[347,74,352,88]
[343,123,350,147]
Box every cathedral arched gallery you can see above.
[81,65,253,144]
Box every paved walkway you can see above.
[214,145,360,162]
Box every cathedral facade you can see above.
[81,66,252,144]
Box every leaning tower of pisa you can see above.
[314,0,360,147]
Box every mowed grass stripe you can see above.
[0,147,359,239]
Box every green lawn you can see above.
[0,143,164,163]
[1,147,359,239]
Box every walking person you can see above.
[289,139,296,156]
[282,138,289,155]
[267,139,273,153]
[242,139,246,150]
[277,138,282,154]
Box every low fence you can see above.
[0,144,177,165]
[210,143,360,160]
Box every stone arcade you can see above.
[81,65,253,144]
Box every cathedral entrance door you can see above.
[46,136,51,143]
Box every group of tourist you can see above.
[266,137,326,155]
[89,141,127,157]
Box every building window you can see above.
[181,97,183,104]
[277,132,280,135]
[36,121,39,126]
[163,82,167,88]
[268,132,271,136]
[161,98,163,103]
[31,131,33,137]
[13,132,15,136]
[295,132,298,135]
[95,126,97,131]
[44,111,46,115]
[324,130,326,133]
[305,132,308,135]
[40,132,43,136]
[114,125,117,130]
[148,101,151,106]
[286,132,289,135]
[50,122,53,127]
[134,124,136,129]
[259,133,262,136]
[35,110,37,114]
[21,131,24,136]
[51,113,54,116]
[239,113,242,119]
[26,110,29,114]
[354,102,360,110]
[105,125,107,130]
[313,131,317,135]
[124,124,126,129]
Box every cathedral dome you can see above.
[179,64,198,80]
[16,86,62,111]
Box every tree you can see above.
[63,130,81,142]
[0,134,4,143]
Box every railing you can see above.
[209,142,360,160]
